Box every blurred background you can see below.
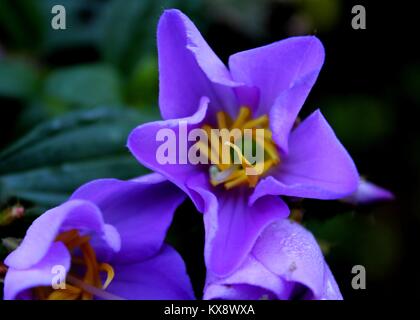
[0,0,418,300]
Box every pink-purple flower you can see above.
[128,9,359,277]
[3,174,194,300]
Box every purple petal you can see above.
[158,9,243,119]
[4,242,71,300]
[107,245,195,300]
[269,70,322,154]
[204,220,343,300]
[342,179,395,204]
[251,110,359,203]
[5,200,120,270]
[204,256,289,300]
[252,219,342,299]
[71,173,186,263]
[128,97,210,211]
[187,174,289,276]
[229,36,324,151]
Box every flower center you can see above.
[33,229,118,300]
[197,106,280,189]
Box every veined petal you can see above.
[107,245,195,300]
[128,97,210,212]
[158,9,243,119]
[187,174,289,276]
[250,110,359,203]
[5,200,120,270]
[4,242,71,300]
[71,173,186,263]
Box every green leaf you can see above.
[0,57,40,99]
[0,107,153,208]
[44,64,123,109]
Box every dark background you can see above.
[0,0,418,300]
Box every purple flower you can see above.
[3,174,194,300]
[342,178,394,204]
[204,219,342,300]
[128,9,359,276]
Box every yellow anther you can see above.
[242,115,269,129]
[100,263,115,289]
[255,135,280,164]
[264,129,273,140]
[201,106,280,190]
[193,141,225,170]
[231,107,251,129]
[217,111,230,129]
[225,174,249,189]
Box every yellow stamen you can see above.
[231,107,250,129]
[217,111,230,129]
[47,284,81,300]
[264,129,273,140]
[100,263,115,289]
[225,141,253,168]
[255,135,280,164]
[201,106,280,190]
[66,235,90,251]
[225,174,249,190]
[242,115,269,129]
[33,230,117,300]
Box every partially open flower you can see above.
[3,174,194,300]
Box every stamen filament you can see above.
[38,230,118,301]
[201,106,280,190]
